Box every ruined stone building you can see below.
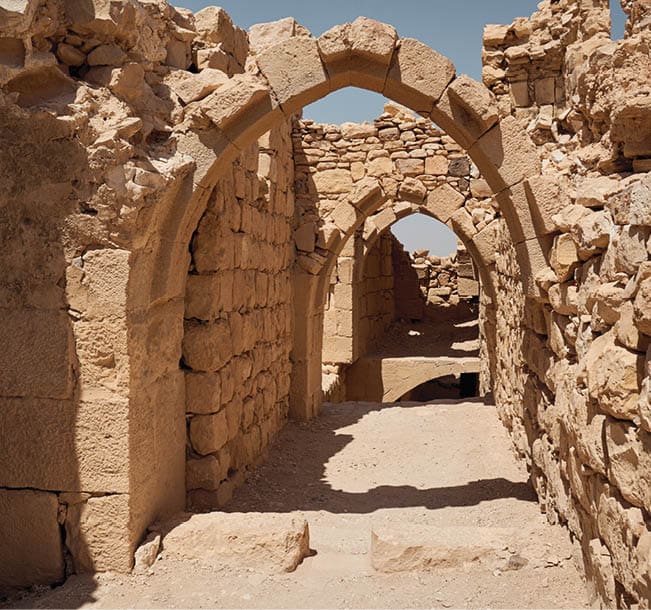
[1,0,651,607]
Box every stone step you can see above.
[156,512,311,573]
[370,524,525,573]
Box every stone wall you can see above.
[183,123,295,511]
[2,0,651,603]
[482,1,651,605]
[411,244,479,308]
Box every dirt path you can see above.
[6,400,591,609]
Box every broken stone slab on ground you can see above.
[157,512,311,573]
[371,524,527,573]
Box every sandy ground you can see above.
[4,400,592,609]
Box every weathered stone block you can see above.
[385,38,455,112]
[255,37,328,114]
[160,512,310,573]
[425,183,465,224]
[0,489,63,590]
[0,309,73,399]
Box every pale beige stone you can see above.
[425,183,465,224]
[385,38,455,112]
[0,490,64,589]
[160,512,310,573]
[255,37,328,114]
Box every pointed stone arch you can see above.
[123,17,554,565]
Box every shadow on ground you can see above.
[225,399,537,515]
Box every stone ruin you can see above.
[1,0,651,606]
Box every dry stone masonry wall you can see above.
[183,123,295,511]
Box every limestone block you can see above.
[312,169,353,194]
[65,494,132,573]
[425,183,465,224]
[394,157,424,176]
[605,421,651,513]
[295,222,316,253]
[472,221,500,266]
[165,68,229,104]
[160,512,310,573]
[385,38,455,112]
[617,301,651,353]
[350,17,397,64]
[550,233,580,282]
[182,320,233,372]
[611,94,651,158]
[596,492,647,594]
[594,282,626,326]
[87,44,126,66]
[426,155,449,176]
[317,23,350,63]
[398,177,426,203]
[509,81,529,108]
[588,538,617,608]
[432,74,499,150]
[447,208,477,242]
[628,175,651,226]
[57,43,85,66]
[468,116,541,193]
[575,176,619,208]
[483,24,509,46]
[0,389,131,492]
[0,489,63,589]
[367,156,393,176]
[200,73,277,143]
[457,277,479,297]
[185,372,221,415]
[255,37,328,114]
[190,411,229,455]
[186,272,233,320]
[574,209,611,251]
[133,533,161,575]
[0,308,73,399]
[341,122,377,139]
[634,277,651,336]
[615,225,650,276]
[194,7,235,47]
[196,46,229,72]
[524,175,572,235]
[371,524,519,573]
[585,330,644,421]
[248,17,307,54]
[534,77,555,105]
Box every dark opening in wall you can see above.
[399,372,480,403]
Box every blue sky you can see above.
[180,1,627,253]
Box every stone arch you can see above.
[123,17,553,554]
[357,200,494,298]
[150,19,549,310]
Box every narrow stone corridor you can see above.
[7,401,590,609]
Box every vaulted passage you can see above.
[2,1,651,608]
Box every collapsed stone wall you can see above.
[411,244,479,308]
[482,1,651,605]
[182,123,295,511]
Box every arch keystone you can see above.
[384,38,456,115]
[319,18,398,92]
[255,37,329,115]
